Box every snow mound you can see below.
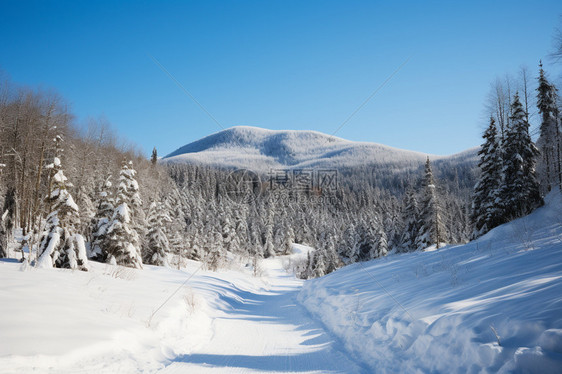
[298,191,562,373]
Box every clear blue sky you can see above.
[1,0,561,157]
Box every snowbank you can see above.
[298,192,562,373]
[0,261,212,373]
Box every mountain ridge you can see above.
[163,126,479,173]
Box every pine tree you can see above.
[312,250,326,278]
[471,117,503,237]
[400,186,419,251]
[374,223,388,258]
[263,207,275,258]
[340,223,360,264]
[206,229,223,271]
[151,147,158,166]
[282,222,295,255]
[165,190,188,268]
[121,161,145,248]
[536,63,561,191]
[104,162,143,268]
[416,158,445,250]
[37,152,88,270]
[143,201,171,267]
[90,177,114,262]
[324,231,339,274]
[502,93,543,219]
[76,186,96,241]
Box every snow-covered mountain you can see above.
[163,126,478,173]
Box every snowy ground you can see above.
[299,192,562,373]
[1,194,561,373]
[0,247,364,373]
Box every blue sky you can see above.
[1,0,561,156]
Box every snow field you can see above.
[0,249,364,373]
[0,260,213,373]
[298,191,562,373]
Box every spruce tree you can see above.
[471,117,503,237]
[400,186,419,251]
[502,93,543,219]
[536,63,561,191]
[104,162,143,268]
[90,177,114,262]
[374,223,388,258]
[312,250,326,278]
[151,147,158,166]
[37,152,88,270]
[143,201,171,267]
[282,222,295,255]
[263,207,275,258]
[324,232,339,274]
[416,158,445,250]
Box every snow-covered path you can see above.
[0,247,366,374]
[161,260,366,373]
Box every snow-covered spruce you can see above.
[536,62,562,191]
[37,151,88,271]
[142,201,171,267]
[501,93,543,220]
[416,157,445,250]
[89,176,114,262]
[103,161,143,269]
[400,186,419,252]
[471,117,503,237]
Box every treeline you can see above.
[166,156,474,279]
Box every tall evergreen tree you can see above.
[536,63,561,191]
[143,201,171,267]
[502,93,543,219]
[263,207,275,258]
[471,117,503,237]
[104,162,143,268]
[151,147,158,166]
[37,152,88,270]
[76,186,96,242]
[416,158,445,250]
[400,186,419,251]
[374,222,388,258]
[90,177,114,262]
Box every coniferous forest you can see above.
[0,60,560,278]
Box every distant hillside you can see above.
[163,126,479,174]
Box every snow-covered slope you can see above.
[163,126,477,172]
[298,191,562,373]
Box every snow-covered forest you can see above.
[0,60,561,278]
[0,75,479,276]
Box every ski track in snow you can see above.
[160,262,365,374]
